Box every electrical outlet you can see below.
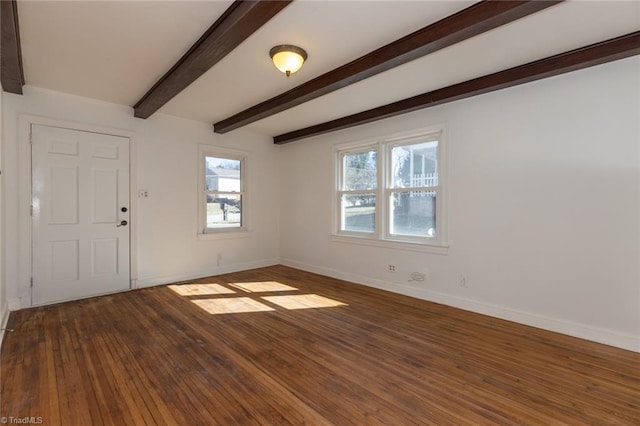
[388,265,396,272]
[408,272,426,282]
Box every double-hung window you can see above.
[336,129,445,247]
[338,147,378,234]
[387,137,439,240]
[199,147,246,234]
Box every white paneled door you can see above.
[31,124,131,305]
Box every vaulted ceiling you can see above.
[3,1,639,144]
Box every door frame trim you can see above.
[18,114,138,307]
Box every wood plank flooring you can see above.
[2,265,639,425]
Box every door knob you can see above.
[117,220,128,227]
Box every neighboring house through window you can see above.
[199,146,246,234]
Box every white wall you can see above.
[279,57,640,352]
[2,59,638,352]
[2,86,281,307]
[0,81,8,344]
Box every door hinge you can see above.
[30,205,34,216]
[30,277,33,288]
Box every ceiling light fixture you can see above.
[269,45,307,77]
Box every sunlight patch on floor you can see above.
[169,283,236,296]
[173,280,346,315]
[262,294,347,310]
[229,281,298,293]
[192,297,275,315]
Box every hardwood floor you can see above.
[2,265,639,425]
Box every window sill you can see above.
[198,229,252,241]
[330,234,449,255]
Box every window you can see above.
[199,147,246,234]
[338,148,377,233]
[336,130,445,247]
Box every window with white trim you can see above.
[336,130,445,246]
[199,147,246,234]
[338,147,378,233]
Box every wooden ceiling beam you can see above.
[273,31,640,145]
[1,0,25,94]
[134,0,292,119]
[214,0,562,134]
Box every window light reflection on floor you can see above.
[169,283,235,296]
[192,297,275,315]
[262,294,347,310]
[228,281,298,293]
[170,280,348,315]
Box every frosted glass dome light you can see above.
[270,45,308,77]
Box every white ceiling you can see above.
[16,0,640,138]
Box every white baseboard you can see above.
[0,301,10,351]
[281,258,640,353]
[135,258,280,288]
[8,259,281,309]
[8,298,21,311]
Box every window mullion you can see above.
[379,143,387,239]
[339,189,375,196]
